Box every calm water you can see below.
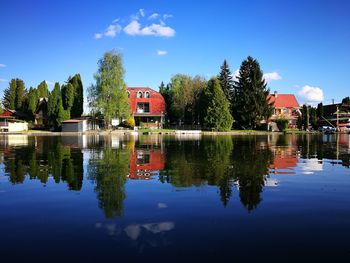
[0,134,350,262]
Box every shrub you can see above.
[125,117,135,128]
[275,118,289,131]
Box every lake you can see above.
[0,134,349,262]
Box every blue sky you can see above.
[1,0,350,109]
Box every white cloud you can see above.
[139,9,145,17]
[157,50,167,56]
[148,13,159,20]
[298,85,324,105]
[163,14,173,20]
[124,20,175,37]
[0,78,8,82]
[105,24,121,37]
[94,33,103,39]
[263,72,282,83]
[0,64,6,68]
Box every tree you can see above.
[48,82,64,129]
[316,102,323,118]
[201,77,233,131]
[342,96,350,105]
[2,78,26,111]
[2,79,17,109]
[88,50,130,124]
[61,83,75,111]
[68,74,84,118]
[37,81,50,98]
[233,56,273,129]
[27,87,38,117]
[218,59,234,106]
[15,79,26,110]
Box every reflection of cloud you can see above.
[264,178,278,187]
[158,202,167,208]
[124,221,175,240]
[300,158,323,174]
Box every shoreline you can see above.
[0,129,348,136]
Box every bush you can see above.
[124,117,135,128]
[275,118,289,131]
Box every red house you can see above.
[268,91,301,128]
[127,87,166,128]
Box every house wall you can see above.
[8,122,28,132]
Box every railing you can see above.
[0,122,9,127]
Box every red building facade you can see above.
[127,87,166,128]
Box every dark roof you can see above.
[323,103,350,117]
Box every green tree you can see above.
[15,79,26,110]
[27,87,38,119]
[88,50,130,124]
[68,74,84,118]
[218,59,234,106]
[316,102,323,118]
[37,81,50,98]
[3,79,17,109]
[201,77,233,131]
[61,83,75,111]
[48,82,64,129]
[233,56,274,129]
[342,96,350,105]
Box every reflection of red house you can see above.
[268,91,301,128]
[270,156,298,174]
[128,149,165,180]
[128,87,166,128]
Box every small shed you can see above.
[62,119,87,132]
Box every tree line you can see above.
[160,56,274,131]
[1,74,84,130]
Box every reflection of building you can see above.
[128,87,166,128]
[129,148,165,180]
[268,91,301,128]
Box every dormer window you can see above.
[144,91,150,98]
[137,91,143,98]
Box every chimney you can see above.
[274,91,278,98]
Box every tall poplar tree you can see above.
[201,77,233,131]
[88,50,130,124]
[15,79,26,110]
[233,56,273,129]
[37,81,50,98]
[27,87,38,116]
[68,74,84,118]
[48,82,64,129]
[218,59,234,106]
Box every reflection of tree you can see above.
[88,147,130,218]
[160,136,234,206]
[160,135,272,211]
[231,137,273,212]
[2,137,84,189]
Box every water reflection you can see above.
[0,133,349,218]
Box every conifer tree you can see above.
[61,83,75,111]
[68,74,84,118]
[37,81,50,98]
[201,77,233,131]
[48,82,64,129]
[15,79,26,110]
[233,56,273,129]
[218,59,234,105]
[3,79,17,109]
[27,87,38,116]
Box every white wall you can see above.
[8,122,28,132]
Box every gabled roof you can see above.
[268,93,300,108]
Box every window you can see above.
[283,108,289,115]
[144,91,150,98]
[137,91,143,98]
[137,103,150,113]
[127,91,130,98]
